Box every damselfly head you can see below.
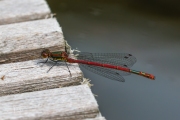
[41,49,50,58]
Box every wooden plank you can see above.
[84,116,106,120]
[0,59,83,96]
[0,0,51,25]
[0,85,99,120]
[0,18,64,64]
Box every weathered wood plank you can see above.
[0,18,64,64]
[0,0,51,25]
[0,59,83,96]
[84,116,106,120]
[0,85,99,120]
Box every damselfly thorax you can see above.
[41,49,68,62]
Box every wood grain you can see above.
[0,0,51,25]
[0,59,83,96]
[84,116,106,120]
[0,85,99,120]
[0,1,106,119]
[0,18,64,64]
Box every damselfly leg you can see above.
[47,61,58,73]
[37,58,48,64]
[64,61,72,77]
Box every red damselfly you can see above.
[39,48,155,82]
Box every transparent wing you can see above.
[73,52,136,82]
[74,52,136,68]
[80,64,127,82]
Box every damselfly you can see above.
[39,48,155,82]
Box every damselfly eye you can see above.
[41,53,48,58]
[41,49,50,58]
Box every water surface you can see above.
[47,1,180,120]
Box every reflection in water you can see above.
[47,1,180,120]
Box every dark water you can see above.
[47,1,180,120]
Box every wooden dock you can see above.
[0,0,105,119]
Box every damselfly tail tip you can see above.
[130,70,155,80]
[148,74,155,80]
[151,75,155,80]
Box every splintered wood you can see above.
[0,18,64,64]
[0,0,51,25]
[0,85,99,120]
